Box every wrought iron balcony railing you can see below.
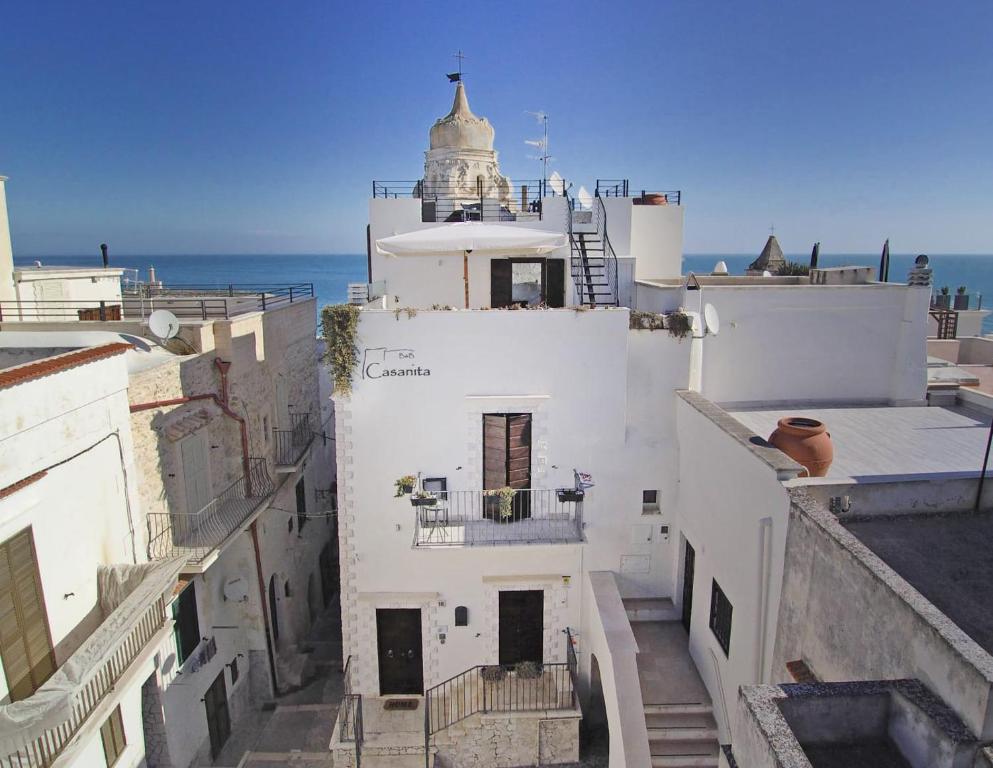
[0,594,167,768]
[412,488,584,547]
[147,458,275,564]
[273,412,314,468]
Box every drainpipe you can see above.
[755,517,773,682]
[250,520,280,695]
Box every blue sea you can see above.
[13,252,993,333]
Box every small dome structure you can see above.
[429,82,495,152]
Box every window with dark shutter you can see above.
[490,259,513,308]
[100,705,127,768]
[296,478,307,532]
[544,259,565,307]
[173,582,200,664]
[0,529,56,701]
[709,579,733,656]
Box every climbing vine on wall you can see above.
[321,304,361,396]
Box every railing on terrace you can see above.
[595,179,681,205]
[147,458,274,564]
[0,595,167,768]
[412,488,584,547]
[0,284,315,323]
[273,412,313,468]
[338,656,363,767]
[372,179,567,223]
[423,636,578,764]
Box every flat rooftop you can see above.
[729,404,991,481]
[845,512,993,656]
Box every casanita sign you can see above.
[362,348,432,379]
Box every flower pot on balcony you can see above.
[557,489,585,503]
[954,294,970,310]
[768,417,833,478]
[934,294,951,310]
[411,494,437,507]
[633,193,667,206]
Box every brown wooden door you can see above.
[499,590,544,665]
[376,609,423,695]
[203,670,230,760]
[483,414,532,520]
[0,529,55,701]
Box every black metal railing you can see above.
[373,179,568,223]
[124,283,314,319]
[423,646,577,764]
[339,656,363,766]
[594,179,681,205]
[412,488,584,547]
[594,194,619,306]
[147,458,275,564]
[273,412,313,467]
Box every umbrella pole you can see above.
[464,251,469,309]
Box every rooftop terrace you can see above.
[729,404,991,482]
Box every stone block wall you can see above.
[434,711,580,767]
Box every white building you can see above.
[329,81,981,768]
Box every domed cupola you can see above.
[429,82,495,151]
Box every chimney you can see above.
[0,176,15,303]
[101,243,109,268]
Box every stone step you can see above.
[645,712,717,731]
[651,756,719,768]
[648,733,720,755]
[643,703,713,717]
[623,597,678,622]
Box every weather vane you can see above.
[447,50,466,82]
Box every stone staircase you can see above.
[645,703,720,768]
[623,597,679,624]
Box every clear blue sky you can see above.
[2,0,991,256]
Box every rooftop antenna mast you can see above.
[525,111,550,187]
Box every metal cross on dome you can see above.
[453,49,466,75]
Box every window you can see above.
[295,478,307,532]
[490,259,565,308]
[422,477,448,501]
[709,580,733,656]
[0,529,56,701]
[100,705,126,768]
[173,582,200,664]
[642,490,658,504]
[229,656,239,686]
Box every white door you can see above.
[181,432,212,515]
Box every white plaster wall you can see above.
[336,308,693,695]
[0,177,14,303]
[367,197,571,310]
[680,283,930,405]
[13,269,124,319]
[674,397,793,743]
[600,198,684,280]
[0,353,141,701]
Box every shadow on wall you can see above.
[582,653,609,761]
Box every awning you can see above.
[376,223,567,258]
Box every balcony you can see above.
[0,569,172,768]
[594,179,681,204]
[412,488,584,547]
[147,458,275,567]
[372,179,562,223]
[273,412,314,471]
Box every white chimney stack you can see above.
[0,176,15,303]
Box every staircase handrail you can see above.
[593,191,620,306]
[562,187,589,304]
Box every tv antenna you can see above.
[147,309,180,341]
[525,111,551,186]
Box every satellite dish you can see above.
[703,303,721,336]
[148,309,180,341]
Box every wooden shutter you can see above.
[490,259,513,308]
[172,583,200,664]
[544,259,565,308]
[0,529,56,701]
[506,415,532,489]
[295,478,307,531]
[483,415,508,489]
[100,705,126,767]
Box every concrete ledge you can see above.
[676,390,804,480]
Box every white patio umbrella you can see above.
[376,223,567,308]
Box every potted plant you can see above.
[410,491,437,507]
[394,475,416,497]
[557,488,585,503]
[514,660,544,679]
[954,286,970,311]
[484,486,517,521]
[935,286,951,310]
[480,665,506,682]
